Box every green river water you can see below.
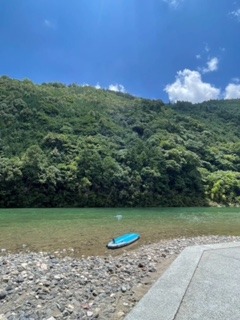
[0,207,240,256]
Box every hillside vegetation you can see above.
[0,76,240,207]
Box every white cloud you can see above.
[165,69,220,103]
[230,8,240,21]
[92,83,126,92]
[79,82,126,92]
[95,83,101,89]
[204,44,210,52]
[196,54,201,60]
[232,77,240,83]
[202,57,219,73]
[163,0,183,8]
[44,19,56,29]
[224,83,240,99]
[108,84,126,93]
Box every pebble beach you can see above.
[1,235,240,320]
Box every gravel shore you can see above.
[1,235,240,320]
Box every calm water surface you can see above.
[0,207,240,256]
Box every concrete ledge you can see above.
[124,242,240,320]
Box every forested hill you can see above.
[0,76,240,208]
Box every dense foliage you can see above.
[0,76,240,207]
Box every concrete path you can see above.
[125,242,240,320]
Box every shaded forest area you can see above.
[0,76,240,207]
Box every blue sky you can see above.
[0,0,240,103]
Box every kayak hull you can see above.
[107,233,140,249]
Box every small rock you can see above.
[40,263,48,271]
[148,267,157,272]
[66,304,74,313]
[62,310,70,317]
[0,291,7,300]
[117,311,125,318]
[16,276,24,283]
[82,304,89,310]
[43,280,51,287]
[21,263,28,269]
[93,308,101,318]
[2,276,10,283]
[87,311,93,317]
[121,286,127,293]
[65,289,73,298]
[5,285,13,291]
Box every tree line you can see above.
[0,76,240,207]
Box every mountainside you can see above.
[0,76,240,207]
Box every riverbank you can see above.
[1,235,240,320]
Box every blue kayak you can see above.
[107,233,140,249]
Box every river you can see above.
[0,207,240,256]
